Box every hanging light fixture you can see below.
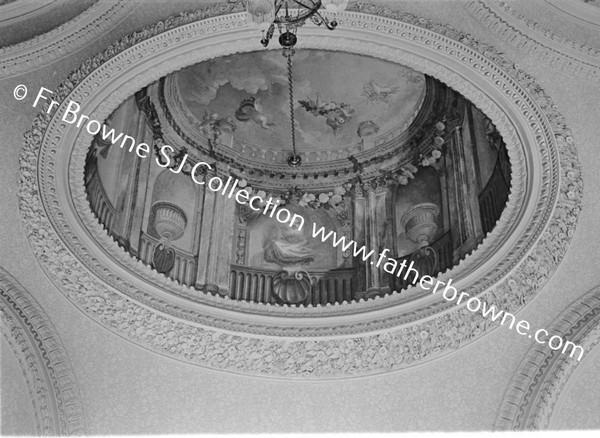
[244,0,348,48]
[242,1,348,166]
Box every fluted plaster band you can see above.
[495,285,600,430]
[0,0,139,78]
[466,0,600,84]
[0,268,86,435]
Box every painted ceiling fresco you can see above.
[173,49,426,151]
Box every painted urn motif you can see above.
[152,202,187,241]
[400,203,440,247]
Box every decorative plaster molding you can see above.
[0,268,86,435]
[0,0,139,78]
[18,3,582,377]
[494,0,600,56]
[466,0,600,84]
[0,0,61,25]
[494,285,600,430]
[544,0,600,29]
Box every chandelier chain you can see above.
[244,0,349,167]
[287,51,297,159]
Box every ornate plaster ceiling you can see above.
[0,0,138,78]
[467,0,600,84]
[18,4,582,378]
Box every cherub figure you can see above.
[199,111,236,140]
[234,97,274,130]
[299,92,355,134]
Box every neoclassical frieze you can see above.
[0,268,85,435]
[494,285,600,430]
[18,3,582,377]
[466,0,600,84]
[0,0,139,78]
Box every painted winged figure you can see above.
[298,92,355,134]
[234,96,274,130]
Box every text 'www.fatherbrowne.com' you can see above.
[311,223,585,362]
[16,84,585,362]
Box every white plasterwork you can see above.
[18,4,582,377]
